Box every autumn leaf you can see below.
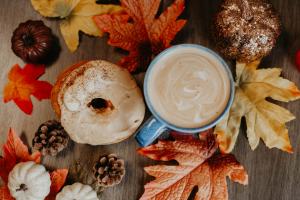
[45,169,69,200]
[31,0,122,52]
[3,63,53,115]
[0,128,41,183]
[0,186,14,200]
[215,61,300,153]
[138,130,248,200]
[93,0,186,72]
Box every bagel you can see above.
[51,60,145,145]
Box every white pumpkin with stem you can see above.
[56,182,98,200]
[8,161,51,200]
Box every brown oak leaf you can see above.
[93,0,186,72]
[138,130,248,200]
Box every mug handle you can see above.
[135,116,167,147]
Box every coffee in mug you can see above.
[136,44,234,147]
[147,46,231,128]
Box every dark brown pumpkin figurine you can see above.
[11,20,55,64]
[214,0,281,63]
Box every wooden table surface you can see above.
[1,0,300,200]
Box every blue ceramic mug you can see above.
[135,44,235,147]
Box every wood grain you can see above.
[0,0,300,199]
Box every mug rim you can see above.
[143,44,235,133]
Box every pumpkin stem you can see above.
[16,183,28,192]
[240,0,253,21]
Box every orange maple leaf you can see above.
[0,186,14,200]
[0,128,41,183]
[138,131,248,200]
[45,169,69,200]
[3,63,53,115]
[93,0,186,72]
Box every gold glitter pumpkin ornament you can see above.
[214,0,281,63]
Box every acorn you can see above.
[11,20,55,64]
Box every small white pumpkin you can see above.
[8,161,51,200]
[56,182,98,200]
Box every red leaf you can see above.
[45,169,69,200]
[94,0,186,72]
[296,50,300,71]
[0,128,41,183]
[138,131,248,200]
[3,63,53,114]
[0,186,14,200]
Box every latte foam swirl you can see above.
[148,47,230,128]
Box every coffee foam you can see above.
[147,46,231,128]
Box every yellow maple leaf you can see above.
[31,0,122,52]
[215,60,300,153]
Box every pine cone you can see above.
[93,154,125,187]
[32,120,69,156]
